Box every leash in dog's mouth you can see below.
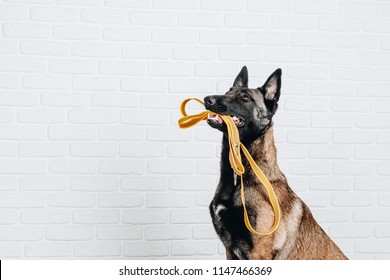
[178,98,281,236]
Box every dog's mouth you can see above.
[207,113,246,128]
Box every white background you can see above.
[0,0,389,260]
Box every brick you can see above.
[0,74,18,89]
[219,46,264,62]
[0,40,17,54]
[147,127,191,142]
[99,160,144,175]
[124,242,169,257]
[271,113,309,128]
[195,63,241,77]
[197,160,219,175]
[30,6,79,22]
[99,60,146,75]
[153,28,198,44]
[19,176,68,191]
[0,160,46,175]
[0,243,23,258]
[105,0,151,8]
[290,161,332,175]
[336,35,379,49]
[225,13,268,28]
[171,241,216,256]
[91,92,138,107]
[354,208,390,222]
[169,176,214,191]
[356,115,390,129]
[332,192,376,207]
[0,226,43,241]
[355,146,390,160]
[318,16,361,32]
[378,162,390,175]
[0,57,46,73]
[378,193,390,207]
[49,159,96,174]
[22,75,70,90]
[122,44,170,60]
[329,223,372,238]
[18,143,67,157]
[247,31,290,46]
[202,0,244,11]
[310,82,354,96]
[178,12,222,27]
[331,98,372,112]
[103,27,149,42]
[339,1,380,16]
[71,176,118,191]
[70,142,117,157]
[0,210,17,224]
[20,209,70,224]
[334,161,374,175]
[18,109,66,124]
[148,62,192,77]
[375,224,390,238]
[167,143,213,158]
[193,225,217,239]
[376,99,390,113]
[377,131,390,144]
[54,25,100,40]
[3,23,51,38]
[154,0,199,10]
[287,130,330,144]
[287,66,328,80]
[310,176,353,191]
[98,193,143,207]
[330,66,374,81]
[266,49,307,63]
[21,40,69,56]
[97,226,142,240]
[48,193,95,207]
[72,77,119,91]
[81,8,128,24]
[172,46,217,61]
[75,242,121,257]
[0,109,16,123]
[146,193,192,208]
[68,108,118,124]
[365,19,390,33]
[309,145,352,159]
[47,226,93,241]
[148,160,193,174]
[72,42,119,58]
[200,30,244,45]
[99,126,145,141]
[121,110,168,126]
[121,77,167,93]
[120,143,165,158]
[0,125,45,140]
[42,92,90,107]
[283,97,329,112]
[170,209,210,224]
[0,4,28,20]
[25,243,71,258]
[123,210,168,224]
[293,0,335,14]
[382,36,390,50]
[358,51,390,65]
[195,192,214,206]
[299,192,330,207]
[49,126,96,140]
[145,225,191,240]
[292,33,333,48]
[247,0,292,14]
[311,50,355,65]
[49,59,97,74]
[0,176,17,191]
[0,193,44,208]
[376,67,390,81]
[311,114,354,128]
[355,239,390,253]
[130,11,176,26]
[73,209,119,224]
[311,208,352,223]
[272,15,316,30]
[277,144,307,159]
[332,130,374,144]
[121,176,167,191]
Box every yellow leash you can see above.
[178,98,281,236]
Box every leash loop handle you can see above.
[178,98,281,236]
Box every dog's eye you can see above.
[241,95,250,102]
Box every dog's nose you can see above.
[204,96,216,106]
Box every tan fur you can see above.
[240,125,348,260]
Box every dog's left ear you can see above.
[259,68,282,103]
[233,66,248,88]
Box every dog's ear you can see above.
[232,66,248,88]
[259,68,282,102]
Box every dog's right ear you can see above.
[232,66,248,88]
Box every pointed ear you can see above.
[232,66,248,88]
[259,68,282,102]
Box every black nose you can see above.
[204,96,216,106]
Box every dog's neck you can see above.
[220,124,285,185]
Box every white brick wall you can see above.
[0,0,389,260]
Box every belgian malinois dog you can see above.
[204,66,348,260]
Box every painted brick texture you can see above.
[0,0,389,260]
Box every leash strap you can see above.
[178,98,281,236]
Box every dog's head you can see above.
[204,66,281,144]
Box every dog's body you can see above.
[205,66,347,260]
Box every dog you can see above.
[204,66,348,260]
